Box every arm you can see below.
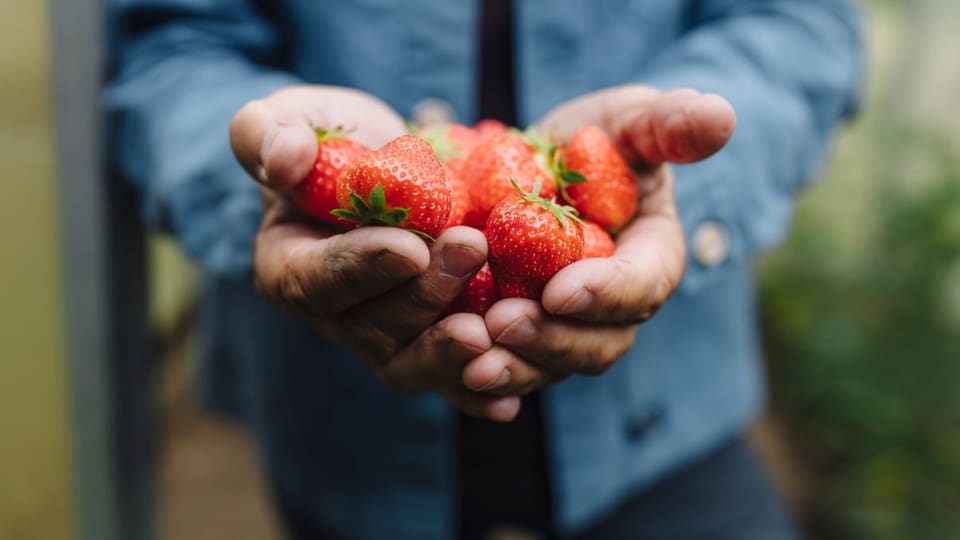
[642,0,864,291]
[105,0,300,277]
[106,1,538,421]
[485,0,863,375]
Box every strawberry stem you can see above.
[508,177,583,230]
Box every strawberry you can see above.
[291,129,369,228]
[461,132,555,228]
[446,263,496,316]
[443,164,471,229]
[417,123,481,178]
[334,135,451,238]
[486,179,584,299]
[582,221,616,258]
[557,126,638,233]
[474,119,508,140]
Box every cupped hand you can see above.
[482,86,737,377]
[230,85,545,421]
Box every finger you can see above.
[265,86,408,149]
[537,85,661,142]
[537,85,735,166]
[230,97,321,189]
[541,170,685,323]
[613,88,736,165]
[448,388,522,423]
[461,346,563,397]
[343,226,488,345]
[485,299,639,376]
[376,313,491,393]
[229,86,408,189]
[254,224,430,316]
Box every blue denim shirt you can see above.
[106,1,863,538]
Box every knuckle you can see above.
[275,266,311,309]
[581,342,629,376]
[374,367,418,396]
[323,250,360,289]
[407,281,451,314]
[426,317,455,342]
[352,323,400,361]
[581,358,614,376]
[553,338,580,364]
[609,338,633,362]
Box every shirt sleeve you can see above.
[105,0,301,278]
[641,0,864,292]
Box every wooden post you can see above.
[49,2,156,539]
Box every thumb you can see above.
[230,99,318,190]
[537,85,736,166]
[613,88,736,165]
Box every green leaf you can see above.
[531,176,543,197]
[369,184,386,213]
[349,191,371,215]
[509,177,525,195]
[381,208,410,227]
[552,206,568,228]
[330,209,361,223]
[561,170,587,184]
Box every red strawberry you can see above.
[486,179,584,299]
[474,119,509,140]
[446,263,496,316]
[291,129,369,228]
[461,132,555,228]
[558,126,638,233]
[335,135,451,238]
[443,164,471,229]
[582,221,616,258]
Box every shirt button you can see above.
[693,220,730,268]
[411,98,455,125]
[626,405,665,442]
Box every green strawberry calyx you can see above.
[517,127,552,154]
[522,130,587,204]
[510,177,583,230]
[415,124,462,164]
[315,126,351,142]
[330,183,434,240]
[541,145,587,206]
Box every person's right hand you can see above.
[229,85,545,421]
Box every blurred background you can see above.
[1,0,958,539]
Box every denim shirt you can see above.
[106,1,863,538]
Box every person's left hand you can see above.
[477,86,736,384]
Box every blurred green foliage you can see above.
[759,15,960,536]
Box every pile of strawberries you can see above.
[291,120,636,315]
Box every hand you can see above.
[229,85,541,421]
[483,86,737,377]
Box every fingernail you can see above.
[260,123,305,188]
[375,251,420,279]
[440,244,482,279]
[496,316,536,346]
[478,369,511,391]
[260,123,285,160]
[557,289,593,315]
